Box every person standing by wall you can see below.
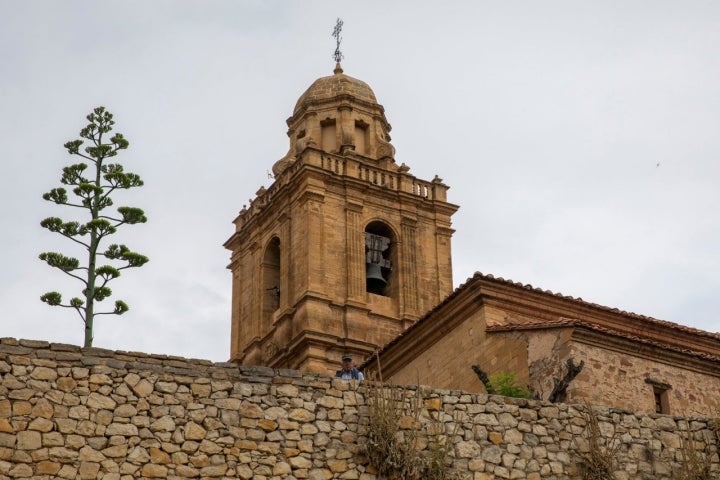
[336,353,364,380]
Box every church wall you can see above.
[1,338,718,480]
[483,329,720,416]
[479,328,576,402]
[228,247,257,362]
[312,183,355,304]
[230,159,458,373]
[479,332,532,390]
[383,306,538,395]
[565,341,720,417]
[413,213,444,314]
[230,269,242,359]
[227,206,287,363]
[434,228,454,302]
[484,304,514,325]
[525,329,575,401]
[298,188,326,296]
[386,311,488,391]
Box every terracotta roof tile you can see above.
[362,271,720,368]
[475,272,720,340]
[487,318,720,363]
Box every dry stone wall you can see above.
[0,337,718,480]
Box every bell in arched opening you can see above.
[365,231,391,295]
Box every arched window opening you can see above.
[365,222,393,296]
[262,237,281,322]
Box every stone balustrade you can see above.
[232,148,451,231]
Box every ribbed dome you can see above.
[293,64,378,115]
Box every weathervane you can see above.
[332,18,344,63]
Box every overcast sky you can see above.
[2,1,718,362]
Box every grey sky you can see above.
[2,1,718,362]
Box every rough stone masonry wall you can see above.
[0,338,718,480]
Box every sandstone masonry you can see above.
[0,337,718,479]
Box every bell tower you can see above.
[224,63,458,374]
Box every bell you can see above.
[366,263,386,294]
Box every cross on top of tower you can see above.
[332,18,344,64]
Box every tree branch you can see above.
[548,358,585,403]
[471,365,493,393]
[52,268,88,286]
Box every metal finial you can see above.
[332,18,344,64]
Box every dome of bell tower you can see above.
[293,64,378,114]
[273,63,395,176]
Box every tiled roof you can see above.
[487,318,720,363]
[486,318,577,331]
[475,272,720,340]
[362,271,720,368]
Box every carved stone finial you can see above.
[332,18,344,64]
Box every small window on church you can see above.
[321,119,337,152]
[365,222,393,296]
[645,378,671,414]
[653,387,670,414]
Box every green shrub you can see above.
[486,372,531,398]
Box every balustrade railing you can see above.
[236,150,446,228]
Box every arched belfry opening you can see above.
[261,237,280,324]
[365,221,394,296]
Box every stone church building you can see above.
[224,63,720,417]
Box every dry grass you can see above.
[711,410,720,448]
[575,405,621,480]
[362,361,465,480]
[363,377,421,479]
[674,428,713,480]
[421,410,464,480]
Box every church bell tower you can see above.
[224,61,458,374]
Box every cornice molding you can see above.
[571,327,720,378]
[466,276,720,356]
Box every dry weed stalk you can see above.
[364,378,422,479]
[711,410,720,448]
[674,428,712,480]
[422,410,465,480]
[575,405,621,480]
[362,360,465,480]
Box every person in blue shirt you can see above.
[335,353,364,380]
